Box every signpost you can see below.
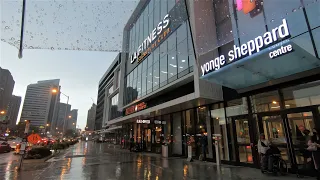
[27,133,41,144]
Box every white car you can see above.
[7,138,22,150]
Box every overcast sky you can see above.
[0,41,117,130]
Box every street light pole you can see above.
[62,93,69,137]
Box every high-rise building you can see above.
[20,79,60,127]
[55,102,71,132]
[86,103,96,131]
[66,109,78,131]
[6,95,21,129]
[0,67,15,121]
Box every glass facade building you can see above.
[99,0,320,177]
[125,0,195,105]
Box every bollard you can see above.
[212,134,221,166]
[187,145,193,162]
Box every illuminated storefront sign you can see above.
[130,14,170,64]
[125,102,147,115]
[200,19,292,76]
[154,120,166,125]
[136,119,150,124]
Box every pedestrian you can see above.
[308,128,320,180]
[200,133,208,161]
[258,133,270,172]
[129,136,134,152]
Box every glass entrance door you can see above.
[228,116,257,165]
[258,107,317,171]
[144,129,152,152]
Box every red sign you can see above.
[27,133,41,144]
[125,102,147,115]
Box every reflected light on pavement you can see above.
[183,164,188,177]
[5,162,18,180]
[60,158,72,179]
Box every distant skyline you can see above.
[0,42,117,130]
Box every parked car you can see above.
[7,137,22,150]
[0,141,12,153]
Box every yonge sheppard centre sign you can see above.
[201,19,293,76]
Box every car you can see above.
[0,141,12,153]
[7,137,22,150]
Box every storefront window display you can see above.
[172,112,182,155]
[183,109,195,157]
[195,106,211,159]
[250,91,281,112]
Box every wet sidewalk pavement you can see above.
[0,141,312,180]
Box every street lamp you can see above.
[68,115,72,119]
[52,88,69,136]
[46,123,49,127]
[0,111,5,115]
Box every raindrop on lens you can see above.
[292,8,297,12]
[5,26,9,29]
[51,47,54,50]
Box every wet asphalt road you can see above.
[0,141,309,180]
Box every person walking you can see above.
[200,133,208,161]
[308,128,320,180]
[258,133,270,172]
[129,136,134,152]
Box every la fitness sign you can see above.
[130,14,170,64]
[125,102,147,115]
[200,19,293,76]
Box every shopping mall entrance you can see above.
[227,103,319,173]
[257,106,319,171]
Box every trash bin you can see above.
[162,145,168,158]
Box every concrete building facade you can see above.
[6,95,21,130]
[20,79,60,127]
[0,67,15,121]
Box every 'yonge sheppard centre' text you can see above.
[201,19,291,76]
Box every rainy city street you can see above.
[0,141,309,180]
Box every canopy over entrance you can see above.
[201,40,320,93]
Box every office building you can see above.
[66,109,78,131]
[95,53,123,131]
[55,102,71,132]
[0,67,15,121]
[6,95,21,129]
[97,0,320,176]
[87,103,96,131]
[20,79,60,127]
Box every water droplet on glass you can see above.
[29,46,34,49]
[271,19,274,22]
[292,8,297,12]
[51,47,54,50]
[59,4,63,7]
[5,26,9,29]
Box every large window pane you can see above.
[132,78,137,101]
[187,23,195,70]
[161,0,168,18]
[168,50,177,82]
[168,31,177,51]
[292,32,315,56]
[159,55,167,86]
[250,91,281,112]
[137,64,142,98]
[168,0,175,11]
[147,66,153,93]
[149,4,154,33]
[177,39,188,77]
[141,60,148,96]
[264,0,308,37]
[160,41,167,57]
[153,0,160,27]
[136,17,140,49]
[304,0,320,29]
[144,6,149,39]
[140,12,144,44]
[226,98,248,116]
[177,22,187,44]
[283,80,320,108]
[153,59,160,90]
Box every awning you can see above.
[201,40,320,92]
[99,125,123,134]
